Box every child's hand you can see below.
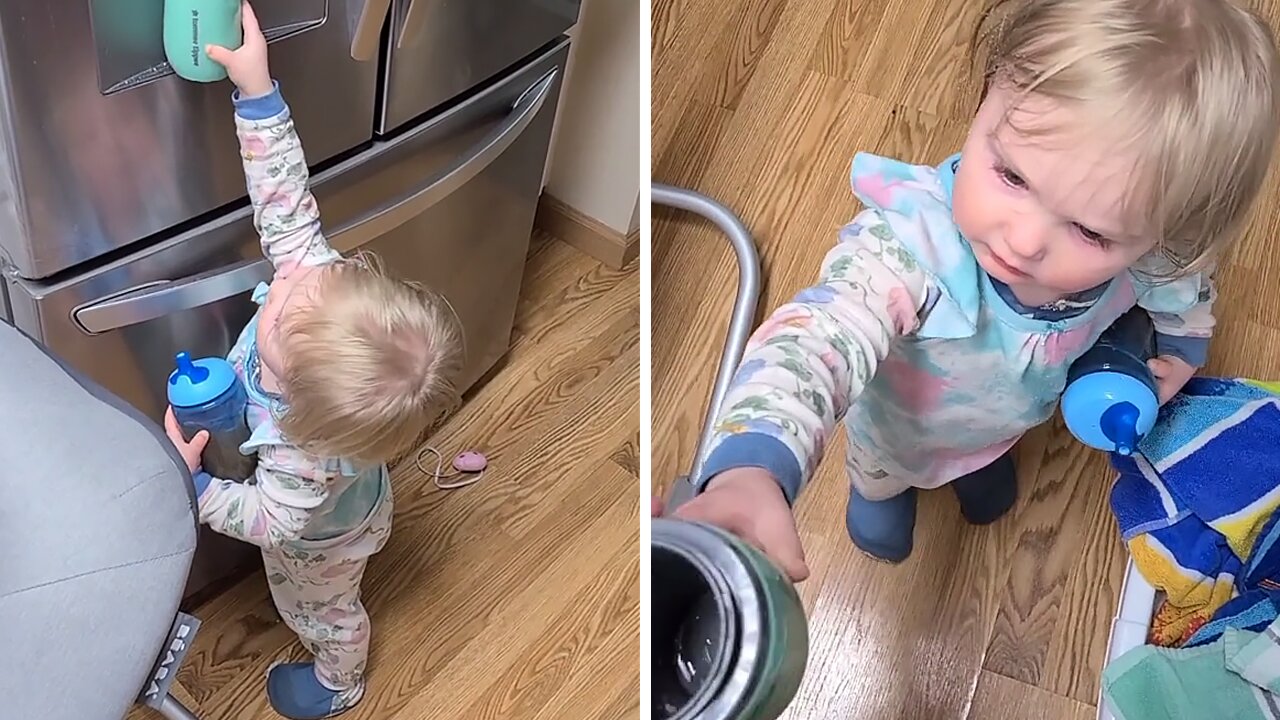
[206,2,272,98]
[658,467,810,582]
[1149,355,1197,405]
[164,406,209,475]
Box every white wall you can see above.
[544,0,641,236]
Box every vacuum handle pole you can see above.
[651,183,762,487]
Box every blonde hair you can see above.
[971,0,1280,277]
[277,254,463,465]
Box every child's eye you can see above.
[994,164,1027,189]
[1073,222,1110,248]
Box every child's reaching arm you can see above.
[209,3,339,274]
[661,211,931,581]
[695,211,931,503]
[193,445,334,549]
[163,409,333,549]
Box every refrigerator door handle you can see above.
[397,0,428,48]
[351,0,394,61]
[72,69,556,336]
[326,69,556,253]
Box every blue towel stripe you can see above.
[1163,403,1280,519]
[1148,521,1240,580]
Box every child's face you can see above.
[951,85,1158,305]
[255,266,322,389]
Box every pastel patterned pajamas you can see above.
[263,481,392,700]
[190,82,390,717]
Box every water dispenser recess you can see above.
[87,0,328,93]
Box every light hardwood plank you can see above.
[968,671,1094,720]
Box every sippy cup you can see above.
[1061,307,1160,456]
[163,0,243,82]
[167,351,256,481]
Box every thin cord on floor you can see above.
[415,446,486,490]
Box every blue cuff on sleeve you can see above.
[232,80,285,120]
[192,471,212,498]
[1155,332,1209,367]
[697,433,803,505]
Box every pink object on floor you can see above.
[453,451,487,473]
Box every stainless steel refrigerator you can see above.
[0,0,578,602]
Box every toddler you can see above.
[163,6,462,718]
[668,0,1280,578]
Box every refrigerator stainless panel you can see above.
[0,0,380,280]
[379,0,580,133]
[6,38,569,601]
[8,39,567,420]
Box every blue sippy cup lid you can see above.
[167,352,237,407]
[1062,370,1159,455]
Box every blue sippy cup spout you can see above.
[167,351,238,409]
[1100,401,1141,456]
[172,351,209,385]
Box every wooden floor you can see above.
[130,232,640,720]
[651,1,1280,718]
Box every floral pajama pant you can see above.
[262,486,393,702]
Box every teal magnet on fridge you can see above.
[163,0,242,82]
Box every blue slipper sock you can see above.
[845,486,917,564]
[266,662,363,720]
[950,452,1018,526]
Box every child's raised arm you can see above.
[233,92,340,273]
[695,212,931,504]
[209,2,339,274]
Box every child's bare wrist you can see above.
[705,466,785,501]
[237,73,274,99]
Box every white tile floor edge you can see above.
[1096,558,1158,720]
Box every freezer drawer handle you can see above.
[72,70,556,336]
[73,257,274,335]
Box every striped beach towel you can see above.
[1109,377,1280,646]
